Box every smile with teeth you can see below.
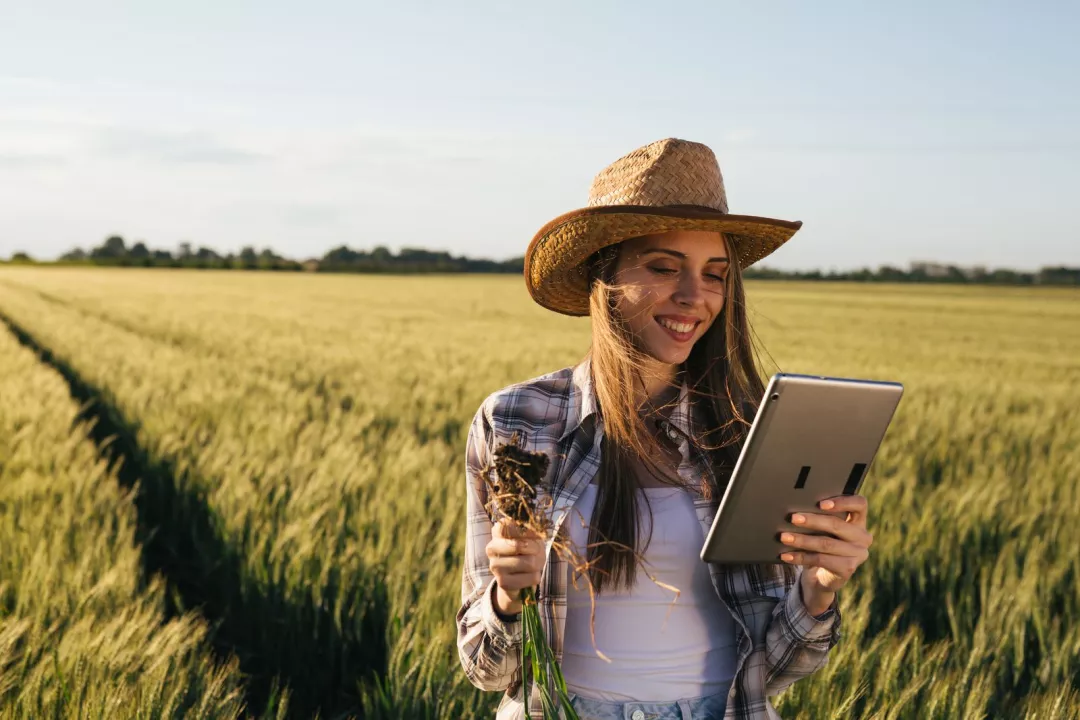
[657,317,699,334]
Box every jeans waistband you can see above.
[565,686,730,720]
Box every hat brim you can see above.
[524,205,802,316]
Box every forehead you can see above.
[621,229,729,259]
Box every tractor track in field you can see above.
[0,277,362,418]
[0,310,389,720]
[0,277,231,360]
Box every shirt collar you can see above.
[561,355,694,441]
[560,358,598,441]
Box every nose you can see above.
[671,271,706,308]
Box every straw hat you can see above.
[524,138,802,316]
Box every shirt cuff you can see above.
[782,579,841,645]
[481,578,522,647]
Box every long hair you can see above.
[582,234,767,593]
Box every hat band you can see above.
[662,203,726,213]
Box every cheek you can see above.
[615,286,660,331]
[707,290,726,316]
[702,292,726,330]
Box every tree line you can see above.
[6,236,524,274]
[743,262,1080,286]
[3,236,1078,286]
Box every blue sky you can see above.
[1,1,1076,270]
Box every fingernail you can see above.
[821,500,835,510]
[780,553,794,562]
[792,514,806,524]
[780,533,795,544]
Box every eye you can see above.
[706,273,726,283]
[648,266,677,276]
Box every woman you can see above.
[457,138,873,720]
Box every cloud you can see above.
[723,137,1080,155]
[279,203,344,228]
[94,127,268,165]
[723,129,758,144]
[0,152,67,167]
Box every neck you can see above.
[637,359,681,415]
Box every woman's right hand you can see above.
[486,519,546,615]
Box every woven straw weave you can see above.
[587,138,729,212]
[524,138,802,316]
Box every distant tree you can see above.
[945,265,969,283]
[257,247,278,270]
[500,256,525,273]
[987,269,1027,284]
[322,245,364,264]
[371,246,392,263]
[743,265,783,280]
[178,242,193,260]
[91,235,127,259]
[877,265,907,283]
[130,242,150,259]
[60,248,88,261]
[1037,266,1080,286]
[10,251,33,263]
[400,247,450,264]
[239,246,258,269]
[105,235,126,255]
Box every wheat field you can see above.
[0,267,1077,720]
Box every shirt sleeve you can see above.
[455,402,524,692]
[763,565,843,695]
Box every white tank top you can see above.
[561,483,738,702]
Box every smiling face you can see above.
[611,229,730,367]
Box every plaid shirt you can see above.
[457,358,842,719]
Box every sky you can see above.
[1,1,1077,271]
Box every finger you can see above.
[780,531,869,558]
[487,537,545,559]
[779,551,863,575]
[490,533,540,557]
[818,495,869,525]
[491,556,544,578]
[488,557,540,578]
[789,512,871,544]
[489,555,543,578]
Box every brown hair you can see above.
[582,233,767,593]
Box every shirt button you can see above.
[632,711,645,720]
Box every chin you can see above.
[658,349,693,365]
[642,336,695,365]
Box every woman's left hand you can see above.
[779,494,873,597]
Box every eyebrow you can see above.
[640,248,730,264]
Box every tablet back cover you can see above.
[700,374,903,565]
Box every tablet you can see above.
[700,373,903,565]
